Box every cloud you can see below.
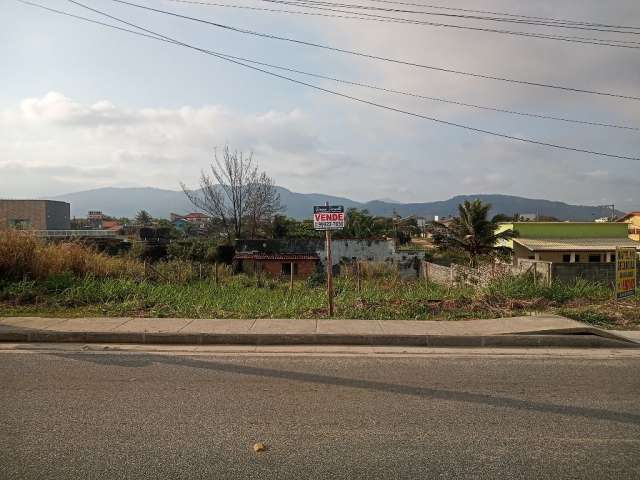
[0,91,345,197]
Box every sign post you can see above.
[313,204,345,316]
[615,247,637,300]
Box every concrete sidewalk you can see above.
[0,315,638,348]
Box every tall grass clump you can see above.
[482,273,610,303]
[0,230,144,281]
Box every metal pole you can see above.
[356,260,361,294]
[215,262,219,285]
[326,228,334,317]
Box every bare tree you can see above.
[181,146,280,240]
[246,172,282,237]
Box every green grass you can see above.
[2,272,632,325]
[0,275,460,319]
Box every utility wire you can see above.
[361,0,640,31]
[18,1,636,130]
[107,0,640,100]
[161,0,640,48]
[261,0,640,45]
[266,0,640,35]
[165,0,640,47]
[20,0,640,161]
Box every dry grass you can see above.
[0,230,144,281]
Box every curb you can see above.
[0,331,637,348]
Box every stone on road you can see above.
[1,348,639,479]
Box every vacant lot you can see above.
[1,274,637,329]
[1,231,637,329]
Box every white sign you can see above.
[313,205,345,230]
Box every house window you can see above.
[562,254,571,263]
[528,255,535,260]
[588,254,601,263]
[574,254,581,263]
[9,219,31,230]
[281,262,298,275]
[610,254,616,263]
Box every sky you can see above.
[1,0,639,210]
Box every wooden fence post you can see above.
[356,261,361,294]
[214,262,219,286]
[290,261,294,290]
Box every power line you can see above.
[165,0,640,47]
[106,0,640,100]
[20,0,640,161]
[360,0,640,31]
[18,1,636,130]
[161,0,640,48]
[267,0,640,35]
[264,0,640,45]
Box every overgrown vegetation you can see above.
[1,230,636,328]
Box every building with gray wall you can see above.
[236,238,396,265]
[0,200,71,230]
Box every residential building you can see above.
[234,252,319,279]
[87,210,105,228]
[617,211,640,241]
[171,212,212,233]
[497,222,638,265]
[0,200,70,230]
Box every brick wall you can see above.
[259,259,317,279]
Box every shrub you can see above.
[0,230,144,281]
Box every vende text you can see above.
[314,213,345,222]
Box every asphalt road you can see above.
[1,347,640,479]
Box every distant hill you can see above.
[47,187,622,221]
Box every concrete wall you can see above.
[551,263,640,286]
[0,200,70,230]
[45,201,71,230]
[0,200,45,229]
[236,238,396,266]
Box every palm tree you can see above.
[432,200,514,267]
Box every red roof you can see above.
[234,253,319,261]
[102,221,121,229]
[184,212,210,220]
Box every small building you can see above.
[497,222,638,265]
[233,252,319,279]
[0,199,70,230]
[617,211,640,241]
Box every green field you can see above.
[1,273,637,329]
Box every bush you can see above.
[216,244,236,264]
[307,262,327,287]
[0,230,144,281]
[167,240,217,263]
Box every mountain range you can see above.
[47,187,622,221]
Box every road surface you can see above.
[1,345,639,479]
